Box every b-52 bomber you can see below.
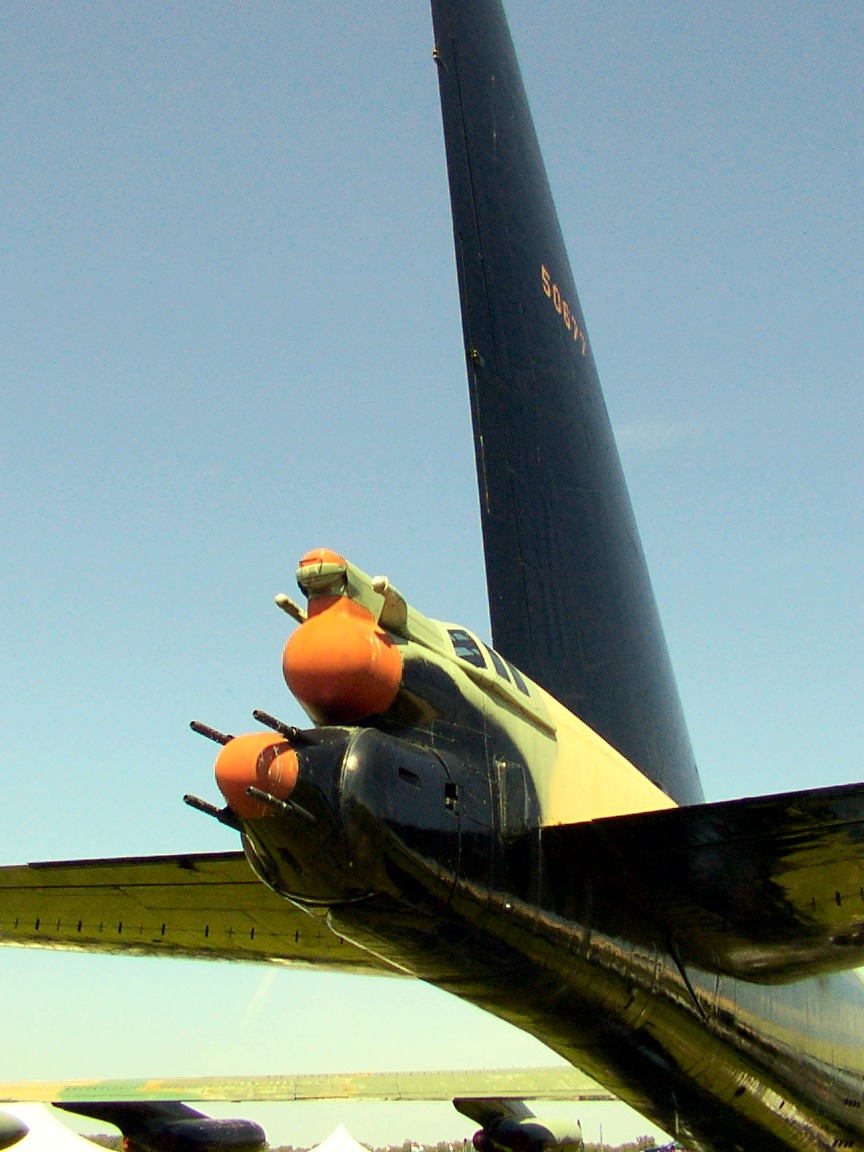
[2,3,863,1152]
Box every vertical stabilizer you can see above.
[431,0,702,804]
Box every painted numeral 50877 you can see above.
[541,264,588,356]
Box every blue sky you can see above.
[1,0,861,1145]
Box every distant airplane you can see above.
[2,1069,607,1152]
[0,1112,28,1152]
[1,2,863,1152]
[0,1102,266,1152]
[56,1102,266,1152]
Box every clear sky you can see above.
[1,0,861,1146]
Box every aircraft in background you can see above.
[0,1112,28,1152]
[56,1102,266,1152]
[1,2,863,1151]
[4,1070,607,1152]
[0,1102,266,1152]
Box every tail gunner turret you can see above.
[282,549,403,724]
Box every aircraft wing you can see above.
[0,851,396,974]
[544,780,864,983]
[453,1095,535,1127]
[6,777,864,984]
[0,1066,612,1105]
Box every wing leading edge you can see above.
[0,1067,612,1105]
[0,852,396,974]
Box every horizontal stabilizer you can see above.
[0,1067,612,1105]
[0,851,394,975]
[544,780,864,982]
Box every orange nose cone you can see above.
[283,597,402,723]
[214,732,299,819]
[298,547,348,568]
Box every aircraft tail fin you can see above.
[430,0,702,804]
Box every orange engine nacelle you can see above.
[282,595,402,724]
[214,732,299,819]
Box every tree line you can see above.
[87,1138,664,1152]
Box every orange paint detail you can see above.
[306,593,341,619]
[298,547,348,568]
[214,732,298,819]
[283,596,402,723]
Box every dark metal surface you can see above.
[546,780,864,983]
[317,732,864,1152]
[59,1102,267,1152]
[421,6,864,1149]
[430,0,701,805]
[6,717,864,1150]
[213,714,864,1152]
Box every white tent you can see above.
[309,1123,371,1152]
[0,1105,101,1150]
